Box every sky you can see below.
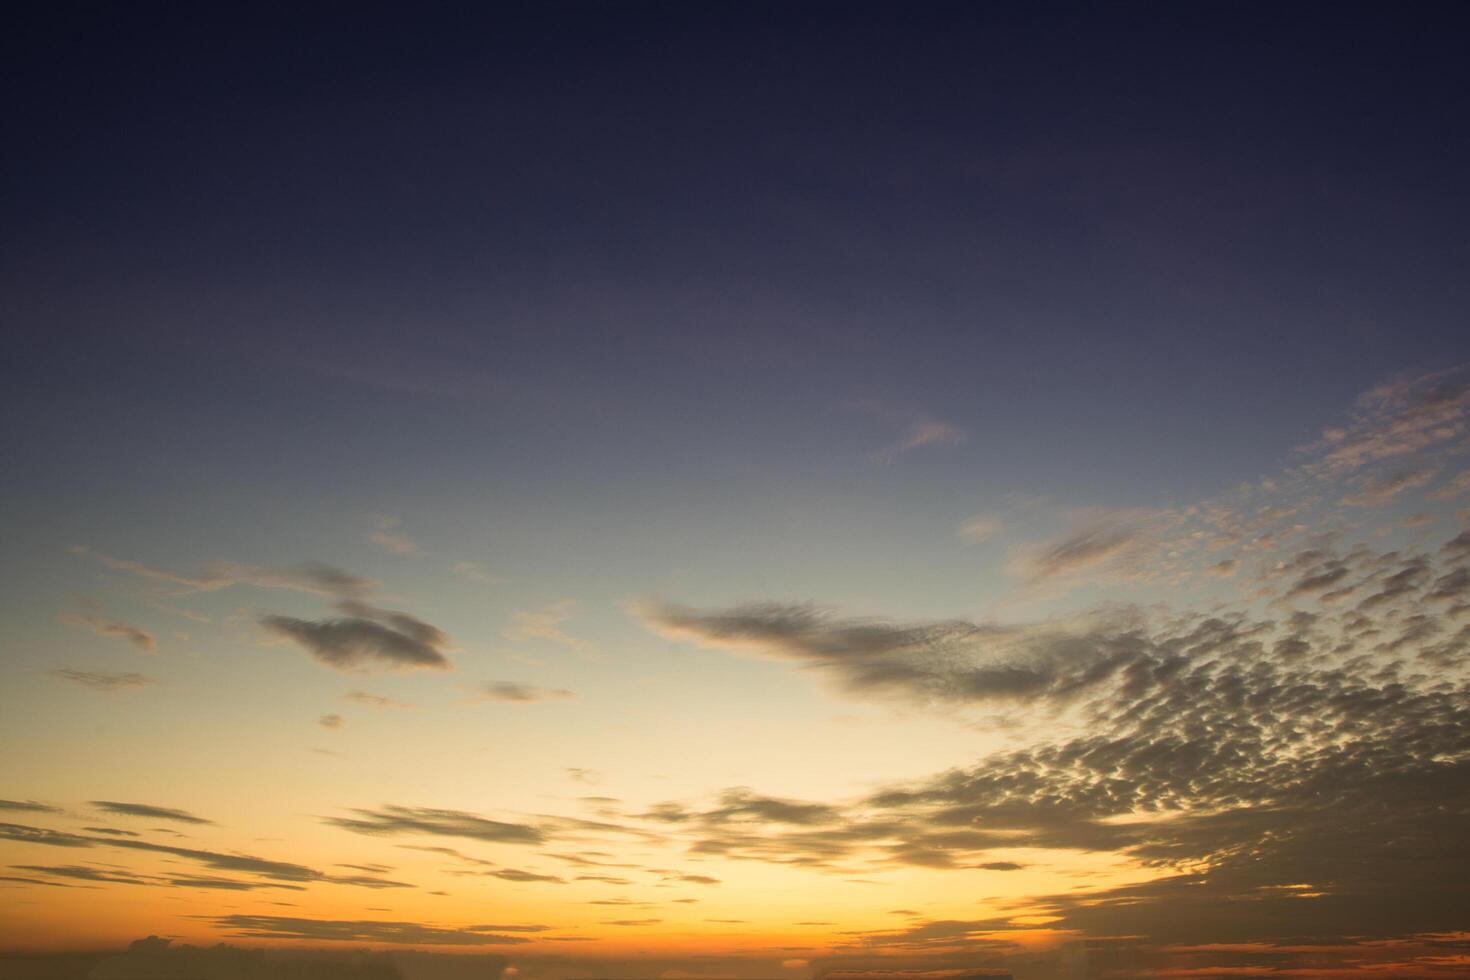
[3,3,1470,979]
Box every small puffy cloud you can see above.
[59,613,156,652]
[91,801,214,825]
[480,682,575,704]
[1205,559,1240,577]
[50,668,154,692]
[262,602,451,672]
[318,713,344,730]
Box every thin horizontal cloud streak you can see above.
[73,547,374,599]
[58,613,155,652]
[204,914,538,945]
[480,682,575,704]
[325,805,546,846]
[49,668,154,692]
[91,801,213,825]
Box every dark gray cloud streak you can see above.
[0,822,410,890]
[91,800,214,824]
[204,914,539,945]
[326,805,545,845]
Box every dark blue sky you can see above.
[4,2,1469,540]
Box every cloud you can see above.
[58,613,156,652]
[846,400,967,463]
[480,682,576,704]
[319,713,345,730]
[0,800,62,814]
[1303,366,1470,474]
[642,789,840,828]
[12,863,152,885]
[91,801,214,825]
[325,805,546,846]
[10,864,308,892]
[73,547,374,599]
[487,868,566,884]
[1429,468,1470,501]
[203,914,538,945]
[0,822,409,888]
[638,600,1156,707]
[630,530,1470,953]
[454,560,500,584]
[0,822,93,847]
[1341,467,1437,506]
[49,668,155,692]
[368,514,419,555]
[262,602,452,672]
[1006,509,1167,585]
[344,690,413,708]
[503,600,588,649]
[957,513,1002,544]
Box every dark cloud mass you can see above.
[262,602,452,672]
[640,528,1470,951]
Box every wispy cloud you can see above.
[90,801,214,825]
[479,682,575,704]
[59,612,156,652]
[73,547,374,599]
[1341,467,1438,507]
[453,560,499,584]
[847,399,967,463]
[50,668,155,692]
[957,513,1003,544]
[204,913,540,944]
[344,690,413,708]
[324,805,546,846]
[366,514,419,555]
[503,600,588,649]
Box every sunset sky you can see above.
[3,4,1470,979]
